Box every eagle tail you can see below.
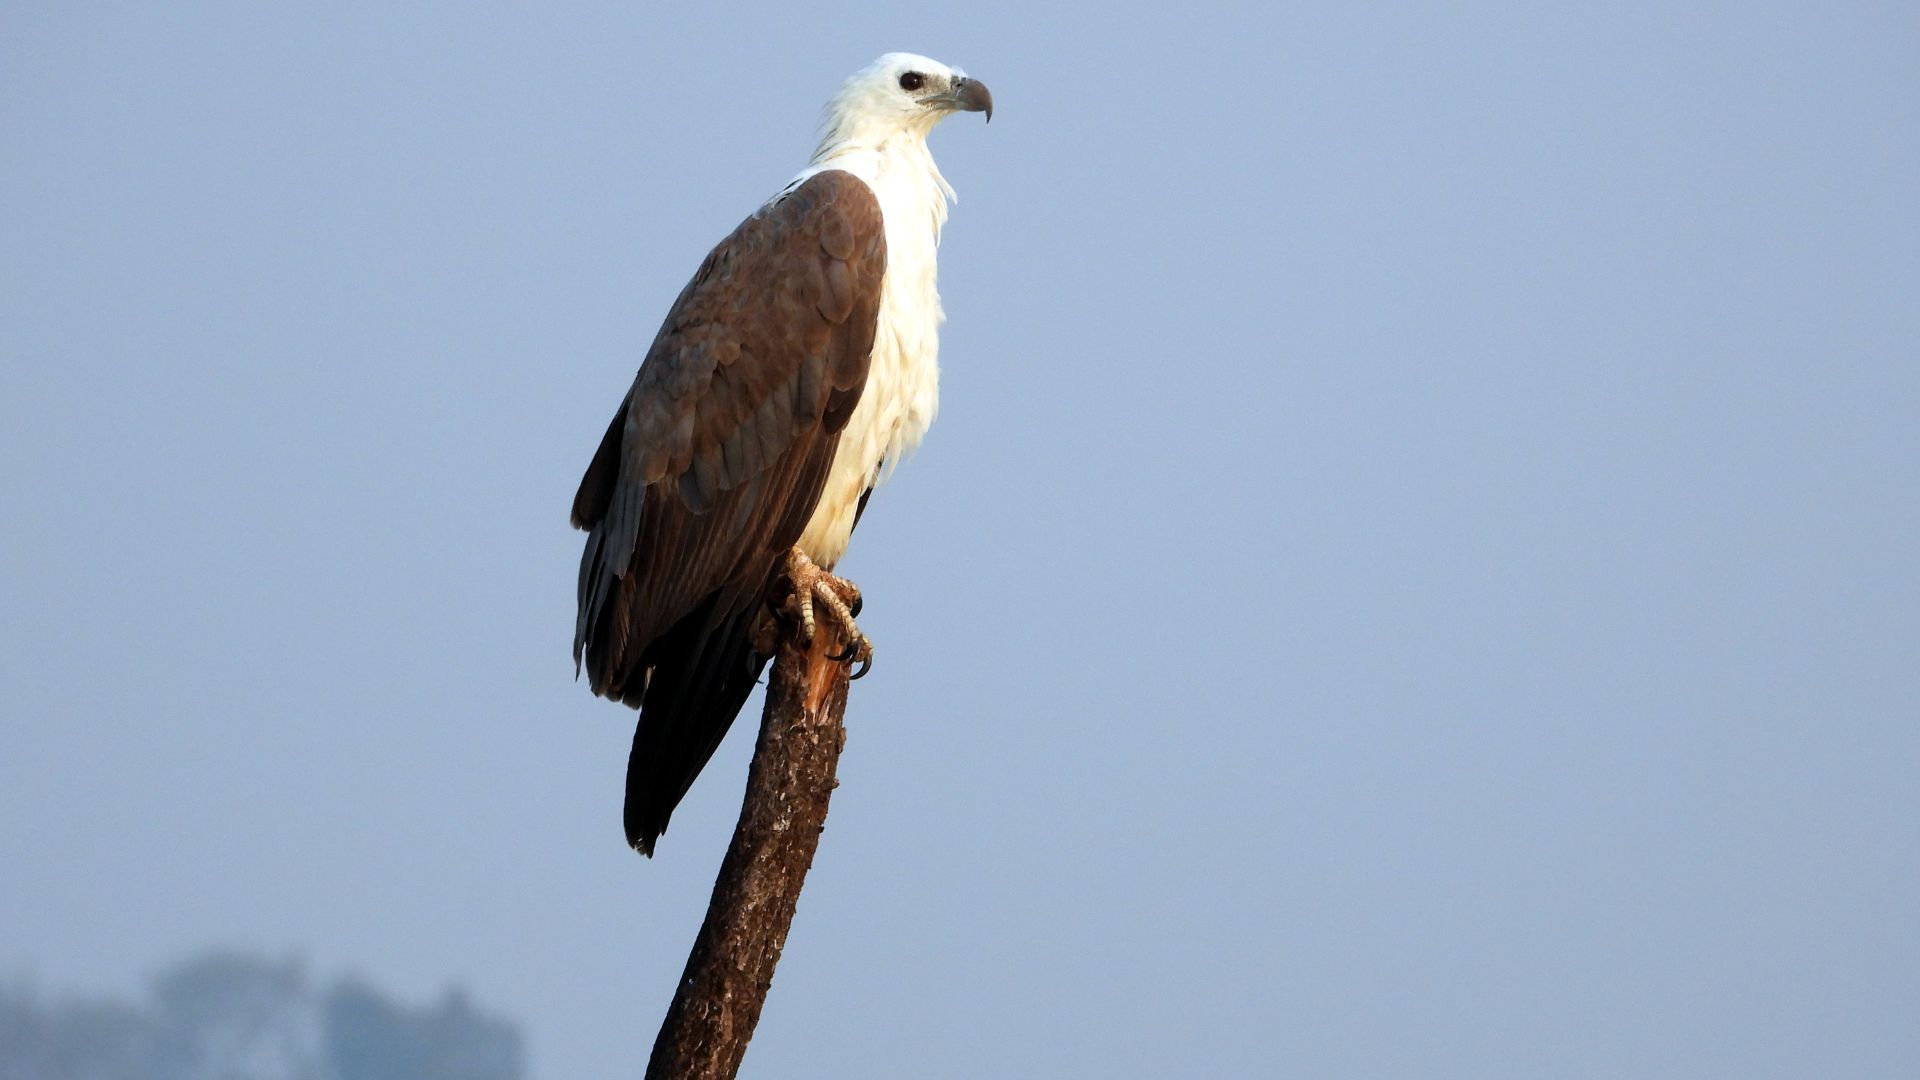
[622,592,772,854]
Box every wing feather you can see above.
[570,170,886,850]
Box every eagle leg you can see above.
[781,547,875,679]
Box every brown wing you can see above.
[571,170,886,853]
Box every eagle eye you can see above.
[898,72,925,92]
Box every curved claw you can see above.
[781,547,873,678]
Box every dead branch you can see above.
[645,625,853,1080]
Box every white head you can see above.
[815,52,993,152]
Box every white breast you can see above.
[791,142,950,568]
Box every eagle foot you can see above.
[781,547,875,679]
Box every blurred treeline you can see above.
[0,951,523,1080]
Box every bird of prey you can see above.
[572,53,992,854]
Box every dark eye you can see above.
[898,71,925,92]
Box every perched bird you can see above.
[572,53,992,854]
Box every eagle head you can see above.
[827,53,993,136]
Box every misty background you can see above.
[1,951,521,1080]
[3,3,1916,1078]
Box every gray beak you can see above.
[944,76,993,122]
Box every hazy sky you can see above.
[4,3,1916,1077]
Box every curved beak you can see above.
[939,76,993,123]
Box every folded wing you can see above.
[571,170,886,852]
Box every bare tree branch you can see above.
[645,625,853,1080]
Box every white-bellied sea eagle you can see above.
[571,53,992,854]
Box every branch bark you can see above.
[645,625,853,1080]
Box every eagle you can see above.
[571,54,992,855]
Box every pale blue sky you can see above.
[3,3,1916,1077]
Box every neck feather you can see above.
[795,119,955,239]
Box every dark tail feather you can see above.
[622,594,772,854]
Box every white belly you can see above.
[795,295,939,568]
[787,148,950,568]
